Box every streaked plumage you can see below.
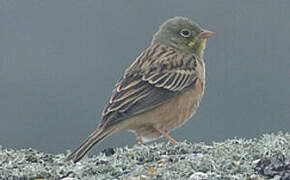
[102,43,199,128]
[66,17,214,163]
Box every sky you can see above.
[0,0,289,154]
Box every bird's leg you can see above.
[137,136,144,145]
[154,127,177,145]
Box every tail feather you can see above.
[66,127,114,163]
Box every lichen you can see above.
[1,132,290,180]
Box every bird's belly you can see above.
[154,81,204,131]
[128,79,204,142]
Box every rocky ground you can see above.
[1,132,290,180]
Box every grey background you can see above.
[0,1,289,154]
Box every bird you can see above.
[66,16,214,163]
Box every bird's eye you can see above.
[180,29,191,38]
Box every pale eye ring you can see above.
[180,29,191,37]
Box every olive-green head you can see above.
[152,16,214,57]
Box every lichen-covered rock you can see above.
[1,132,290,179]
[255,156,290,180]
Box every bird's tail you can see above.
[65,126,114,163]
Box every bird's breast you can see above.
[162,77,205,130]
[127,76,205,133]
[126,61,205,140]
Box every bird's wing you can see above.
[100,44,199,127]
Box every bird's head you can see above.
[152,17,214,58]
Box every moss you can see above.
[1,132,290,179]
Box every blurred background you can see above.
[0,1,289,154]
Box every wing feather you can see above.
[100,44,200,127]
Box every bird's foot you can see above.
[154,127,177,145]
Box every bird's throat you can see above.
[192,40,206,59]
